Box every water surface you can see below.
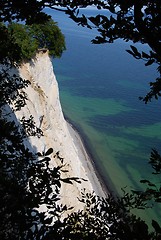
[47,8,161,225]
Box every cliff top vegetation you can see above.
[0,19,66,64]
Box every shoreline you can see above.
[66,118,109,198]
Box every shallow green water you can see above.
[57,85,161,226]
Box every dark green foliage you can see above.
[6,20,66,61]
[0,23,21,64]
[30,19,66,57]
[0,20,65,64]
[8,22,39,61]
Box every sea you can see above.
[46,7,161,226]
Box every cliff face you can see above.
[15,51,104,213]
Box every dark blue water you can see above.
[46,7,161,225]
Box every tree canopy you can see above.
[0,19,65,63]
[30,19,66,57]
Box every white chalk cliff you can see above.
[15,51,105,212]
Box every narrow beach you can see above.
[66,120,109,198]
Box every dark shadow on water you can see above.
[87,109,161,129]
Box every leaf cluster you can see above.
[0,20,66,64]
[30,19,66,57]
[0,68,30,110]
[20,115,43,138]
[0,0,50,24]
[48,191,153,240]
[0,114,77,239]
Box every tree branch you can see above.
[134,1,161,61]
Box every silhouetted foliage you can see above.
[131,149,161,206]
[20,115,44,138]
[43,189,161,239]
[0,108,80,239]
[0,0,50,24]
[0,68,30,109]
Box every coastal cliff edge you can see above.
[15,51,106,213]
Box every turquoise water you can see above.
[47,8,161,225]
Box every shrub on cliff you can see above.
[4,20,66,62]
[8,22,38,61]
